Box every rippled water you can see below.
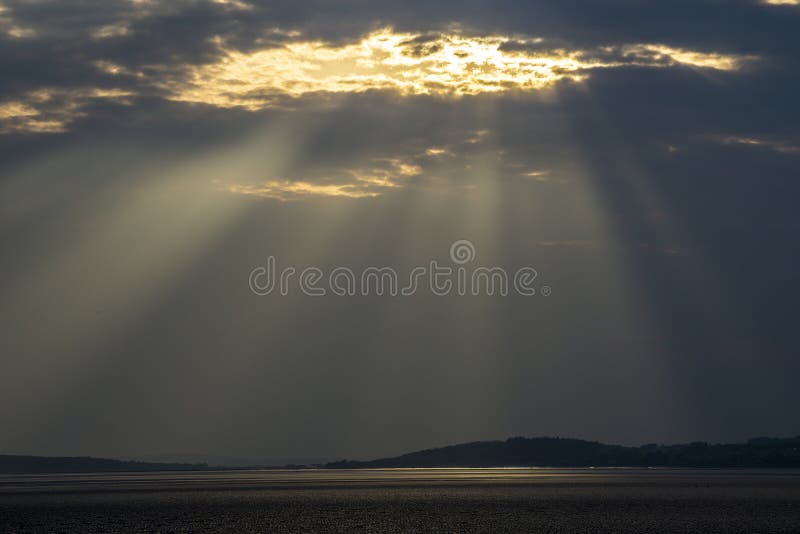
[2,467,799,493]
[2,469,800,532]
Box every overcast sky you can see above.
[1,0,799,462]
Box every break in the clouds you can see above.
[0,25,753,134]
[165,30,750,110]
[0,0,779,136]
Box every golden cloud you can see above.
[229,181,381,201]
[0,88,134,134]
[165,29,754,110]
[227,156,424,201]
[0,2,35,38]
[0,27,756,134]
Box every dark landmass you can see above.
[326,436,800,469]
[3,436,800,474]
[0,455,207,474]
[127,454,331,469]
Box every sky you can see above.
[0,0,799,463]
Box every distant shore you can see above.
[4,435,800,475]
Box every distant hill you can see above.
[326,436,800,469]
[5,436,800,473]
[126,453,333,468]
[0,455,207,474]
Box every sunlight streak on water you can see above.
[3,468,799,494]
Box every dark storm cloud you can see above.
[1,0,797,97]
[0,0,795,142]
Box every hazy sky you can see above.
[1,0,799,462]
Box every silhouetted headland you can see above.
[0,455,207,474]
[326,436,800,469]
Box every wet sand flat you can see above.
[2,469,800,533]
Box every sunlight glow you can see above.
[167,29,752,110]
[229,181,382,200]
[0,28,755,134]
[228,156,423,200]
[622,44,747,71]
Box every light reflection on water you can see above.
[2,468,800,494]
